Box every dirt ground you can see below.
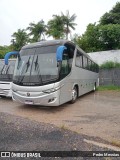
[0,90,120,143]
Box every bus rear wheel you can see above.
[70,86,78,104]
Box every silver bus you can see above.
[12,40,99,106]
[0,59,16,97]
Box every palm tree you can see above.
[27,20,46,42]
[11,29,29,50]
[61,10,77,39]
[47,15,64,39]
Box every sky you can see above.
[0,0,119,46]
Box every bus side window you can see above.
[75,50,83,68]
[83,56,87,69]
[64,43,75,69]
[60,43,75,79]
[87,59,91,70]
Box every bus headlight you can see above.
[42,86,61,94]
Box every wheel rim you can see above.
[72,88,77,101]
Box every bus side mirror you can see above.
[4,51,19,65]
[56,46,67,62]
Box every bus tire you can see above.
[0,95,6,98]
[70,86,78,104]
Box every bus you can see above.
[11,40,99,106]
[0,59,16,97]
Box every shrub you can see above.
[100,61,120,69]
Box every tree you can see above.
[11,29,29,51]
[74,23,120,52]
[47,15,64,39]
[98,24,120,50]
[100,2,120,25]
[61,10,77,39]
[74,24,102,52]
[0,45,12,59]
[74,2,120,52]
[27,20,46,42]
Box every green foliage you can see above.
[47,11,77,39]
[47,15,65,39]
[74,23,120,52]
[99,24,120,50]
[74,23,101,52]
[27,20,46,42]
[100,61,120,69]
[97,85,120,91]
[61,10,77,39]
[100,2,120,25]
[73,2,120,52]
[0,45,12,59]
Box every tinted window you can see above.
[83,56,88,69]
[75,50,83,68]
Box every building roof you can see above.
[88,50,120,65]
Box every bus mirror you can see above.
[56,46,67,62]
[4,51,19,65]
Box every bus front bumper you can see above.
[0,82,12,97]
[12,90,60,106]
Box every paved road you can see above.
[0,91,120,159]
[0,112,119,160]
[0,91,120,143]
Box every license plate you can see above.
[25,100,33,105]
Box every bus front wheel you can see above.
[70,86,78,104]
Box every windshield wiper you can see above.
[1,65,10,74]
[34,55,42,84]
[34,55,38,71]
[0,65,5,74]
[0,65,12,81]
[6,65,10,74]
[5,65,11,80]
[17,56,31,83]
[25,56,31,73]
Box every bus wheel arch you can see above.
[70,84,79,104]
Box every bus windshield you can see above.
[13,45,59,86]
[0,60,15,82]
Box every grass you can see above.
[104,158,112,160]
[110,140,120,148]
[60,124,68,130]
[60,125,79,133]
[97,85,120,91]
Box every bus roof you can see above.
[22,39,74,50]
[21,39,98,65]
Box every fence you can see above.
[99,68,120,86]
